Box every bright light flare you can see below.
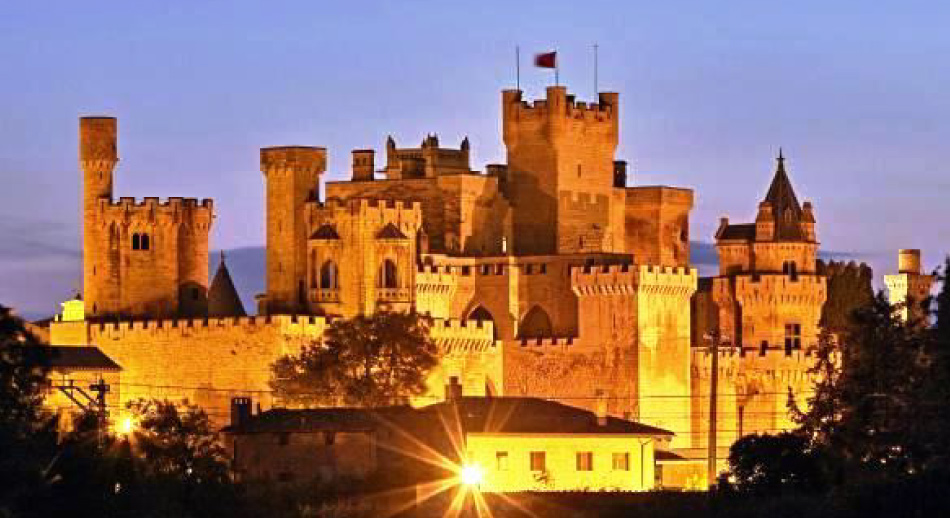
[117,416,135,436]
[459,464,484,486]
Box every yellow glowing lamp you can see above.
[459,464,483,486]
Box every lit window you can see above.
[530,451,546,472]
[496,451,509,471]
[612,452,630,471]
[576,451,593,471]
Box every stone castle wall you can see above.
[51,316,498,427]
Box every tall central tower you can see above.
[502,86,619,255]
[261,146,326,314]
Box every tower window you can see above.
[320,260,339,289]
[141,234,150,250]
[132,234,140,250]
[785,323,802,355]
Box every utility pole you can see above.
[707,332,719,489]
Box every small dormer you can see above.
[755,202,775,241]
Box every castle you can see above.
[52,83,847,478]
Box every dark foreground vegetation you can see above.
[3,259,950,517]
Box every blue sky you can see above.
[1,1,948,318]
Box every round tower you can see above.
[886,249,934,323]
[80,116,118,317]
[261,146,326,314]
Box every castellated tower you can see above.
[261,146,327,314]
[80,117,213,319]
[885,249,935,322]
[502,87,619,255]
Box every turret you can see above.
[754,202,775,241]
[80,116,119,317]
[351,149,375,181]
[261,146,327,314]
[886,249,935,323]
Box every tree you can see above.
[728,432,828,494]
[0,305,56,514]
[127,398,230,485]
[271,311,439,407]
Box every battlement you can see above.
[428,318,497,351]
[732,273,827,303]
[311,197,423,229]
[260,146,327,173]
[571,264,697,296]
[691,346,817,381]
[502,87,618,123]
[516,336,576,347]
[98,196,214,228]
[88,314,327,335]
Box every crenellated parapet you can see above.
[690,347,817,384]
[731,274,827,305]
[516,336,576,347]
[502,87,618,128]
[428,318,497,352]
[85,314,328,341]
[98,196,214,230]
[571,264,697,297]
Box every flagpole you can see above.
[594,43,599,95]
[516,46,520,91]
[555,47,559,86]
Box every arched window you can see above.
[519,305,553,339]
[468,306,497,340]
[320,260,339,289]
[379,259,398,289]
[141,234,150,251]
[132,233,140,250]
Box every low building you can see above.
[33,345,122,432]
[222,394,673,492]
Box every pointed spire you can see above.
[762,148,805,241]
[208,253,246,317]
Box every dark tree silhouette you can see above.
[271,311,438,407]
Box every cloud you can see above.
[0,216,80,263]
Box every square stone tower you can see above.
[502,87,619,255]
[885,249,935,323]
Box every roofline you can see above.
[466,431,673,439]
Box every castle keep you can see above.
[52,83,834,470]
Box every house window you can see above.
[576,452,593,471]
[530,451,546,472]
[612,452,630,471]
[496,451,509,471]
[277,432,290,446]
[785,323,802,355]
[324,431,336,446]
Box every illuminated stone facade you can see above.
[691,152,826,450]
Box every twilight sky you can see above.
[1,1,948,318]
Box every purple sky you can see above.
[1,1,948,318]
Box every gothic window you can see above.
[379,259,398,289]
[320,260,339,289]
[519,305,553,339]
[784,323,802,355]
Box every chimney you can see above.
[351,149,375,181]
[231,397,252,428]
[445,376,463,402]
[595,390,608,426]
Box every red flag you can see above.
[534,51,556,69]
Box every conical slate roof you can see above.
[208,254,246,317]
[761,150,805,241]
